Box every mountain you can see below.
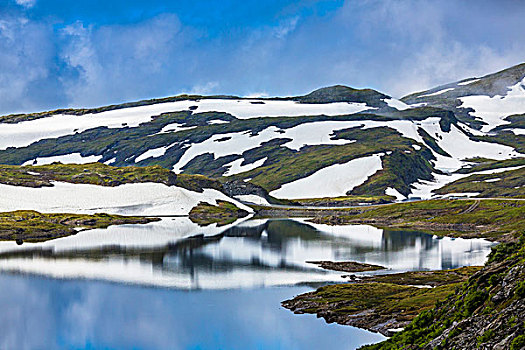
[402,63,525,131]
[296,85,390,108]
[0,64,524,208]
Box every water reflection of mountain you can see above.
[0,218,493,289]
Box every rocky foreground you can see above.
[282,199,525,349]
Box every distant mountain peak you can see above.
[298,85,389,108]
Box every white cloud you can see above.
[244,92,270,98]
[59,14,186,107]
[15,0,36,8]
[189,81,219,95]
[0,16,56,113]
[273,16,299,39]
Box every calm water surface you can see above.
[0,218,494,349]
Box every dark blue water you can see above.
[0,274,384,349]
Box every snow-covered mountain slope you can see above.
[0,182,251,216]
[0,163,252,216]
[402,63,525,132]
[1,65,524,202]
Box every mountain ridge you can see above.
[0,63,523,204]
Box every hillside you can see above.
[1,64,524,203]
[0,163,252,216]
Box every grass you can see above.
[435,166,525,198]
[458,157,525,174]
[188,200,249,226]
[0,107,450,198]
[310,199,525,241]
[473,130,525,153]
[282,267,478,336]
[306,261,386,272]
[0,211,157,243]
[359,202,525,349]
[0,162,221,192]
[235,126,430,193]
[294,195,395,206]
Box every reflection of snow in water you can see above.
[0,218,494,290]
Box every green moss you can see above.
[188,200,249,226]
[458,157,525,174]
[515,280,525,298]
[511,334,525,350]
[295,195,394,206]
[361,227,525,349]
[0,162,221,193]
[312,199,525,240]
[0,210,157,243]
[435,166,525,198]
[297,85,388,107]
[283,268,478,337]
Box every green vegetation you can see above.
[307,261,386,273]
[362,235,525,349]
[435,166,525,198]
[0,211,157,243]
[0,105,456,198]
[417,128,451,156]
[296,85,388,107]
[310,199,525,241]
[474,131,525,153]
[283,267,478,336]
[353,197,525,349]
[351,149,434,197]
[188,200,249,226]
[357,266,482,287]
[295,195,394,207]
[458,157,525,174]
[235,126,431,194]
[0,162,221,192]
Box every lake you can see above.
[0,218,494,349]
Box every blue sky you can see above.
[1,0,524,114]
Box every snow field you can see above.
[270,154,383,199]
[0,182,252,216]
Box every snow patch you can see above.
[208,119,230,125]
[194,99,373,119]
[224,157,267,176]
[135,144,176,163]
[385,187,406,201]
[385,98,411,111]
[459,77,525,132]
[441,192,480,198]
[158,123,197,134]
[0,182,252,216]
[418,88,455,98]
[510,128,525,135]
[270,154,383,199]
[457,79,480,86]
[22,153,102,166]
[234,195,271,206]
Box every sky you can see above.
[0,0,524,115]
